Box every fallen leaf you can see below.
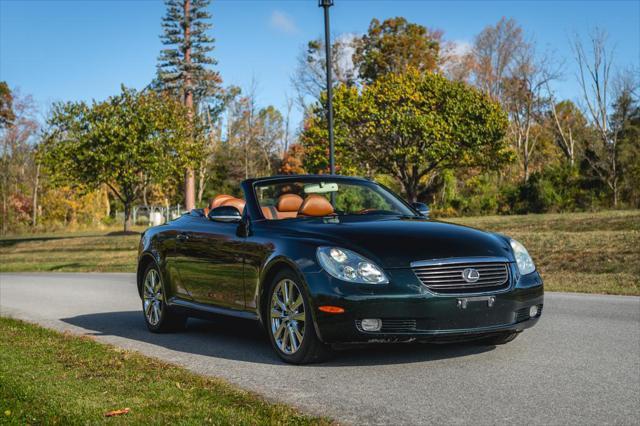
[104,408,130,417]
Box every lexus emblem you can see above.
[462,268,480,283]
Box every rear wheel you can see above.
[266,270,331,364]
[142,264,186,333]
[479,331,520,345]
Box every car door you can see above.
[175,218,246,310]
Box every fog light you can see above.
[360,318,382,332]
[529,305,539,318]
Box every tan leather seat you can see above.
[210,194,234,210]
[221,197,246,214]
[276,194,304,219]
[262,206,277,220]
[298,194,334,217]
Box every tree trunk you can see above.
[32,163,39,227]
[123,201,132,233]
[182,0,196,211]
[1,188,6,236]
[401,178,418,203]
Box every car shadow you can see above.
[62,310,495,367]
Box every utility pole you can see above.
[183,0,196,210]
[319,0,335,174]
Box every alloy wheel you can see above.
[270,279,306,354]
[143,269,163,326]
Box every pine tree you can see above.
[157,0,221,210]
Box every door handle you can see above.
[177,232,190,241]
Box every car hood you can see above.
[274,216,513,269]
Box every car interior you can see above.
[203,192,335,220]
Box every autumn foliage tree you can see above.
[40,87,199,232]
[302,69,511,201]
[353,17,442,83]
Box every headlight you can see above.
[510,239,536,275]
[316,247,389,284]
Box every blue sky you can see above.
[1,0,638,126]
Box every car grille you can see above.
[412,261,510,294]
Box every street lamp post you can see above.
[319,0,335,175]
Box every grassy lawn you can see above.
[0,317,329,425]
[1,210,638,295]
[450,210,640,296]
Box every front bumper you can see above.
[305,267,544,344]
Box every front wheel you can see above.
[142,264,187,333]
[266,270,331,364]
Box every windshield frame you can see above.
[246,175,420,221]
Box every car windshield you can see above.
[254,179,416,220]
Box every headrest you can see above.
[210,194,234,209]
[221,197,246,213]
[277,193,304,212]
[298,194,334,217]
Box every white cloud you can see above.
[269,11,298,35]
[451,40,473,57]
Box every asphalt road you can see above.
[1,273,639,425]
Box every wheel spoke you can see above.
[290,294,303,311]
[282,281,289,304]
[281,326,290,351]
[289,327,298,351]
[291,312,305,322]
[274,321,286,340]
[153,303,161,324]
[294,328,304,344]
[271,309,284,318]
[144,300,152,317]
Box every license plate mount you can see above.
[457,296,496,309]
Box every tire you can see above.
[141,263,187,333]
[479,331,520,345]
[266,269,331,364]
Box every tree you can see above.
[0,81,15,129]
[157,0,221,211]
[302,69,511,201]
[353,17,442,83]
[502,46,557,182]
[40,87,197,232]
[546,99,588,167]
[472,17,526,101]
[291,36,357,110]
[279,144,306,175]
[573,29,632,206]
[615,76,640,206]
[0,87,38,234]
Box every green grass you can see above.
[0,230,141,272]
[448,210,640,296]
[0,317,330,425]
[1,210,638,295]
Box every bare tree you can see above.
[546,93,586,167]
[291,35,357,111]
[282,93,294,160]
[573,29,628,206]
[503,46,559,181]
[472,17,527,101]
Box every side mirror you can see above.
[208,205,242,222]
[411,202,430,218]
